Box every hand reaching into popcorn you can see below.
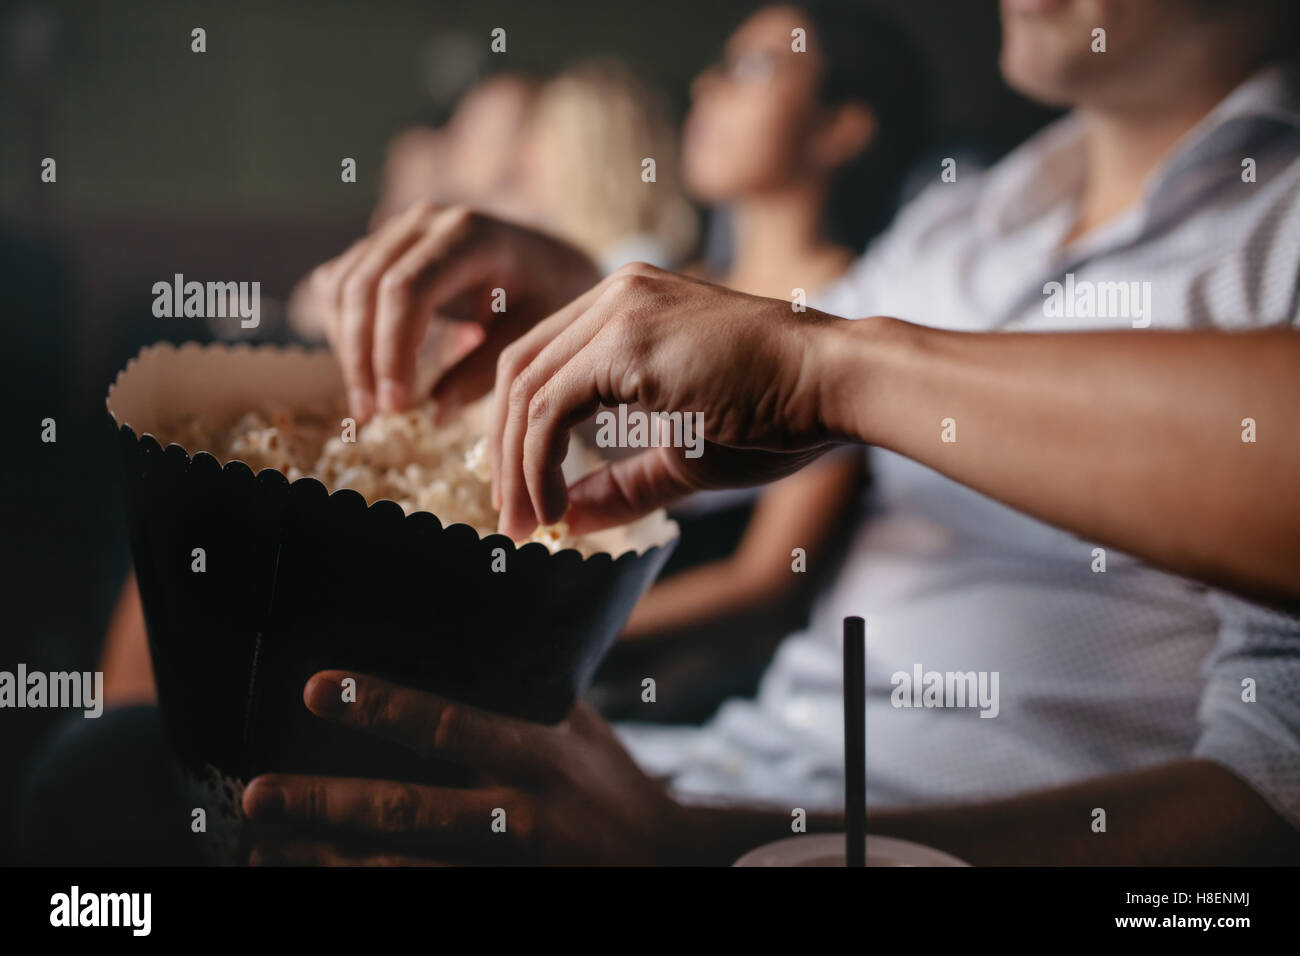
[302,201,600,424]
[473,264,850,540]
[471,256,1300,603]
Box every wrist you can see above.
[811,313,917,445]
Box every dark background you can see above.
[0,0,1057,863]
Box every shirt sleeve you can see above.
[1193,590,1300,831]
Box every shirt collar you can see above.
[974,112,1086,239]
[974,61,1300,244]
[1196,60,1300,133]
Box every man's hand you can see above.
[241,671,694,866]
[479,262,863,539]
[301,202,599,422]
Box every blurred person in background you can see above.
[290,71,541,343]
[595,2,928,721]
[519,59,698,271]
[439,71,541,225]
[367,125,453,230]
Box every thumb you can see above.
[564,442,830,534]
[430,311,537,421]
[562,448,700,535]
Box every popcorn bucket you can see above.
[106,342,677,860]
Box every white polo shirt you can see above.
[617,63,1300,828]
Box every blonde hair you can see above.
[527,60,698,267]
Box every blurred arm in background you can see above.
[620,457,862,641]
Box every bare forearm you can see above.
[676,760,1300,866]
[623,560,777,639]
[625,459,862,640]
[865,759,1300,866]
[821,319,1300,605]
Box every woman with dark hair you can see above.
[685,2,928,292]
[611,3,929,665]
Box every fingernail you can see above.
[377,378,409,413]
[456,323,486,350]
[304,673,347,716]
[349,388,374,422]
[243,779,284,819]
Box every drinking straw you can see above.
[844,616,866,866]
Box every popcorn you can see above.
[464,436,492,482]
[165,398,584,552]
